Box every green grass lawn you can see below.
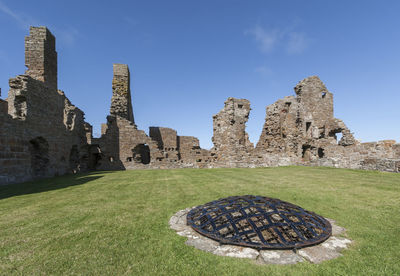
[0,166,399,275]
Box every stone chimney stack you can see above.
[110,64,135,123]
[25,26,57,90]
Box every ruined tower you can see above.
[256,76,357,163]
[25,26,57,90]
[294,76,334,138]
[110,64,135,124]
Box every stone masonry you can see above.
[110,64,135,123]
[211,98,254,166]
[0,26,399,185]
[0,27,90,185]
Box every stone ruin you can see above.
[1,26,399,185]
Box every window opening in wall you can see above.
[336,132,343,144]
[238,104,243,109]
[109,157,114,162]
[318,148,325,158]
[322,92,326,98]
[126,157,132,162]
[306,122,311,132]
[285,102,291,112]
[65,111,76,131]
[302,145,311,162]
[14,95,27,119]
[29,137,49,177]
[319,127,326,138]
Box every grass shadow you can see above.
[0,171,112,200]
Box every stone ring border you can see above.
[169,207,352,265]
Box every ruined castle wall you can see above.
[295,76,333,134]
[94,64,159,170]
[93,117,159,170]
[95,64,210,170]
[177,135,200,162]
[0,27,90,185]
[149,127,180,162]
[254,76,399,172]
[312,140,400,172]
[0,108,31,184]
[211,98,254,166]
[118,120,161,168]
[177,136,212,166]
[2,26,399,186]
[1,76,90,184]
[150,127,178,150]
[256,96,301,157]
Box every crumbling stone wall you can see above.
[1,26,399,186]
[93,64,212,170]
[211,98,254,166]
[93,64,159,170]
[254,76,398,171]
[0,27,90,185]
[178,136,211,165]
[110,64,135,122]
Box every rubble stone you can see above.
[213,245,259,259]
[298,245,342,264]
[260,250,304,265]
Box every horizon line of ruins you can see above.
[1,26,399,185]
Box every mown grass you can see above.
[0,166,399,275]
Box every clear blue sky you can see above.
[1,0,399,149]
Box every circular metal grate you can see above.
[187,195,332,250]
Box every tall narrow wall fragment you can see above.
[211,98,253,165]
[110,64,135,123]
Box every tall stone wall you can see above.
[110,64,134,123]
[1,26,399,186]
[0,27,90,185]
[211,98,253,166]
[254,76,398,171]
[93,64,212,171]
[25,26,57,90]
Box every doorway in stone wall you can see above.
[302,145,312,161]
[69,145,80,173]
[132,144,150,164]
[29,137,49,177]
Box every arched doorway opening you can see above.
[29,137,49,177]
[69,145,80,173]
